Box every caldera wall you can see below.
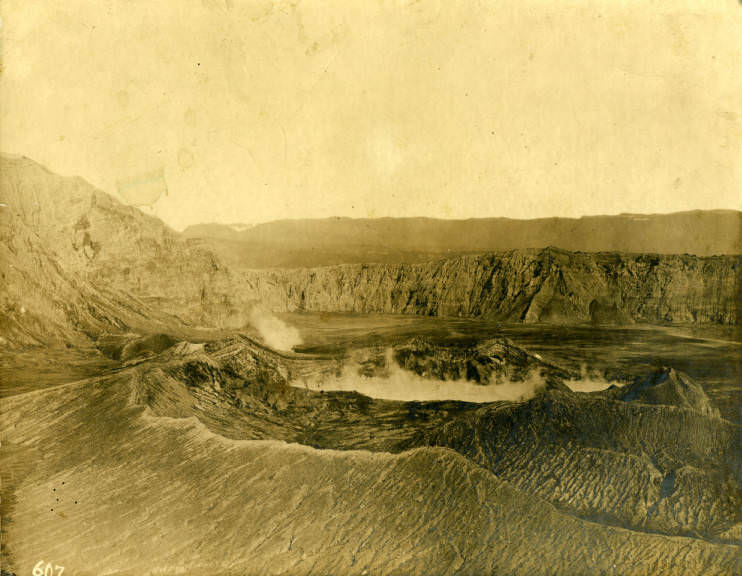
[240,249,741,325]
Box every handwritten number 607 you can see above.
[32,561,64,576]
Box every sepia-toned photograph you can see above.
[1,1,740,575]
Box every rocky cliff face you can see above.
[0,157,177,346]
[2,155,739,350]
[1,155,248,344]
[242,250,740,325]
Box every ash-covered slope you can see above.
[0,167,176,347]
[244,249,741,325]
[2,335,740,576]
[617,367,722,418]
[419,383,740,541]
[106,335,742,545]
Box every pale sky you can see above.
[1,0,740,230]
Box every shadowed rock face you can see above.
[242,250,741,325]
[618,367,722,418]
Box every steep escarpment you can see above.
[0,185,174,347]
[0,155,252,343]
[242,249,740,325]
[2,155,739,350]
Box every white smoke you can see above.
[297,349,547,403]
[565,365,624,393]
[248,306,302,351]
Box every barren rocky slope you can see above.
[2,334,740,575]
[1,155,244,343]
[2,155,741,575]
[2,155,739,350]
[135,337,742,542]
[0,182,175,347]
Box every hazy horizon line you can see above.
[183,208,742,231]
[2,152,740,233]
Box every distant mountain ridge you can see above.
[183,210,742,269]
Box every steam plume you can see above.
[248,305,302,351]
[299,349,547,403]
[565,365,623,392]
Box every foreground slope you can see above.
[126,337,741,543]
[7,334,734,547]
[1,350,740,576]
